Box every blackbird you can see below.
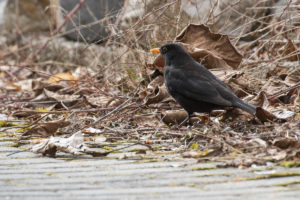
[150,43,256,124]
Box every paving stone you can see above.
[1,140,300,200]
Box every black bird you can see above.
[150,43,256,124]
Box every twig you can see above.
[13,107,127,114]
[268,82,300,100]
[91,97,134,125]
[193,130,244,154]
[88,142,152,157]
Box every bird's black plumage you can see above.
[159,43,256,117]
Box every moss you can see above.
[128,148,146,152]
[280,161,300,168]
[134,159,158,163]
[192,166,217,170]
[152,145,162,149]
[276,181,300,187]
[111,150,124,153]
[0,138,16,142]
[15,126,31,133]
[234,172,300,182]
[190,143,199,149]
[102,146,114,151]
[0,121,19,127]
[268,172,300,178]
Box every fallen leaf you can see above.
[49,72,78,84]
[151,24,243,72]
[250,91,269,109]
[273,138,300,149]
[133,114,160,127]
[145,85,170,105]
[85,95,112,107]
[280,40,300,62]
[44,89,80,103]
[255,107,277,122]
[176,24,243,69]
[32,132,88,156]
[285,67,300,86]
[161,110,188,125]
[23,119,71,137]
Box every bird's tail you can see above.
[235,100,256,115]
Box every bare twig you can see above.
[268,82,300,100]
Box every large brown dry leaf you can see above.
[23,119,70,137]
[176,24,243,68]
[151,24,243,72]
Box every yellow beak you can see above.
[150,48,160,53]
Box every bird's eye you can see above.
[161,47,168,53]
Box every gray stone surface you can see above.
[1,140,300,200]
[60,0,124,43]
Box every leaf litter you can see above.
[0,7,299,168]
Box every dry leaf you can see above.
[145,85,170,105]
[32,132,89,156]
[250,91,269,109]
[272,109,295,120]
[23,119,70,137]
[44,89,80,103]
[176,24,242,69]
[49,72,78,84]
[255,107,277,122]
[162,110,188,125]
[32,78,64,96]
[285,67,300,86]
[133,114,160,127]
[151,24,243,72]
[273,138,300,149]
[86,95,112,107]
[280,40,300,62]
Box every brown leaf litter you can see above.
[0,19,299,168]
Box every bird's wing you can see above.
[169,72,233,107]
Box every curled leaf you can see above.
[145,85,170,105]
[49,72,78,84]
[161,110,188,125]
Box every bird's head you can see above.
[150,43,191,66]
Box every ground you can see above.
[1,138,300,200]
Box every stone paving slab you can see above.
[1,140,300,200]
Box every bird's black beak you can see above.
[150,48,160,53]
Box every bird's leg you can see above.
[178,113,191,127]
